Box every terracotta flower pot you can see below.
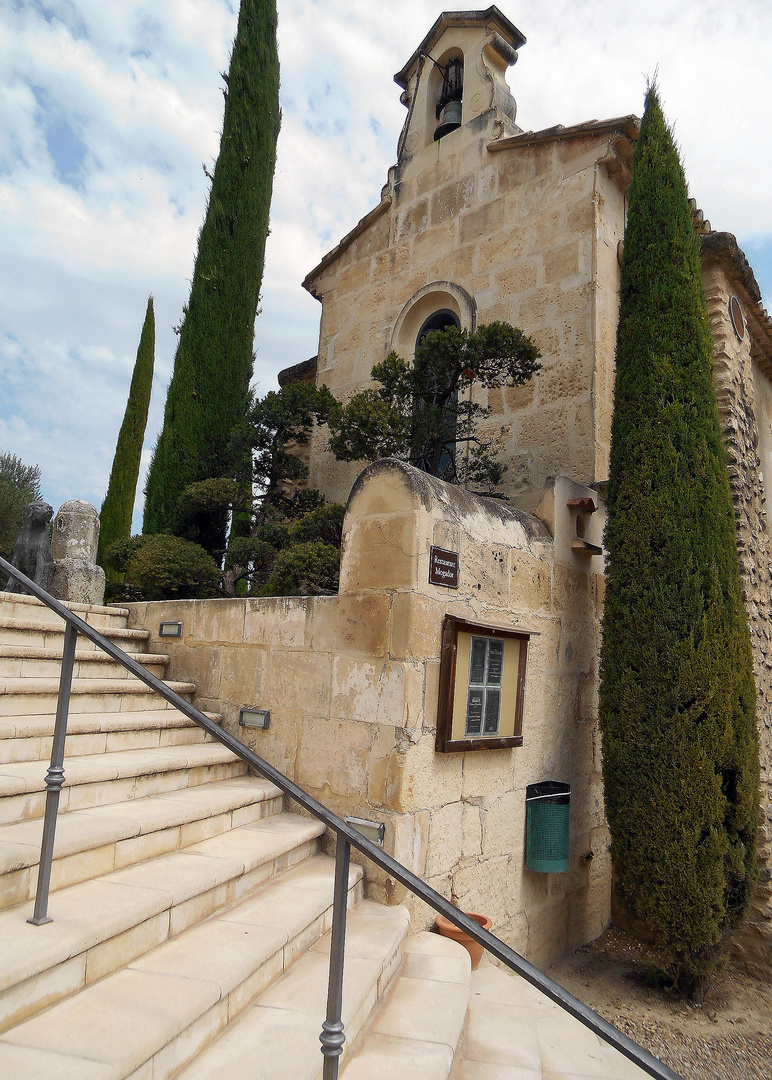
[435,912,492,970]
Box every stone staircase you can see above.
[0,591,652,1080]
[0,592,476,1079]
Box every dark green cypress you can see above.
[599,87,759,995]
[97,297,155,582]
[143,0,280,555]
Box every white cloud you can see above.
[0,0,770,519]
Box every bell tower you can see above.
[394,6,525,164]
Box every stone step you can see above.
[0,855,365,1080]
[450,962,650,1080]
[0,645,168,681]
[173,900,411,1080]
[0,811,327,1035]
[0,775,280,910]
[0,741,246,825]
[0,616,150,651]
[341,932,471,1080]
[0,708,215,766]
[0,592,130,631]
[0,677,196,716]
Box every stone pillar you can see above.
[50,501,106,606]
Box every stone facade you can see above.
[287,7,772,970]
[128,461,609,967]
[124,8,772,972]
[701,236,772,972]
[301,10,635,514]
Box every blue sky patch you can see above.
[25,1,88,40]
[30,83,88,191]
[739,237,772,308]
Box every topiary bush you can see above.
[122,535,221,601]
[288,503,345,547]
[264,540,340,596]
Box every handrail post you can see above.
[319,835,350,1078]
[28,621,77,925]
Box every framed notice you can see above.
[435,616,529,753]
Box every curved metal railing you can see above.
[0,554,683,1080]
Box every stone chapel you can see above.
[276,6,772,970]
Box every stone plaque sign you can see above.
[429,546,459,588]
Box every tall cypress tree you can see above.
[599,87,759,995]
[97,296,155,581]
[143,0,280,554]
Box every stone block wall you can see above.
[127,461,609,968]
[703,252,772,973]
[304,116,634,514]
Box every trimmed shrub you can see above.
[123,535,220,601]
[289,503,345,547]
[264,541,340,596]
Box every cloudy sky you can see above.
[2,0,771,529]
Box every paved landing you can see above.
[454,962,653,1080]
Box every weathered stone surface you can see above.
[703,259,772,971]
[50,560,106,607]
[51,500,100,563]
[49,501,104,605]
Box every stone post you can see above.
[50,501,106,606]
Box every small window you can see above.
[436,616,530,753]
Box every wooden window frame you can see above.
[435,616,529,753]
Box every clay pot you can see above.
[435,912,492,970]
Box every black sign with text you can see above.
[429,546,459,588]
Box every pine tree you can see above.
[97,297,155,582]
[599,87,759,995]
[143,0,280,555]
[328,322,540,491]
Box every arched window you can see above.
[412,309,462,482]
[416,308,460,346]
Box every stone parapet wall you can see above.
[127,461,609,968]
[703,259,772,973]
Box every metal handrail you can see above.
[0,554,683,1080]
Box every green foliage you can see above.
[103,535,148,574]
[599,87,759,996]
[225,535,275,573]
[0,450,42,559]
[242,382,337,512]
[143,0,281,555]
[98,297,155,582]
[175,477,248,548]
[289,503,345,547]
[120,535,221,601]
[328,321,540,490]
[264,540,340,596]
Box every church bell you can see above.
[434,100,463,141]
[433,57,463,141]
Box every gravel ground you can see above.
[547,928,772,1080]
